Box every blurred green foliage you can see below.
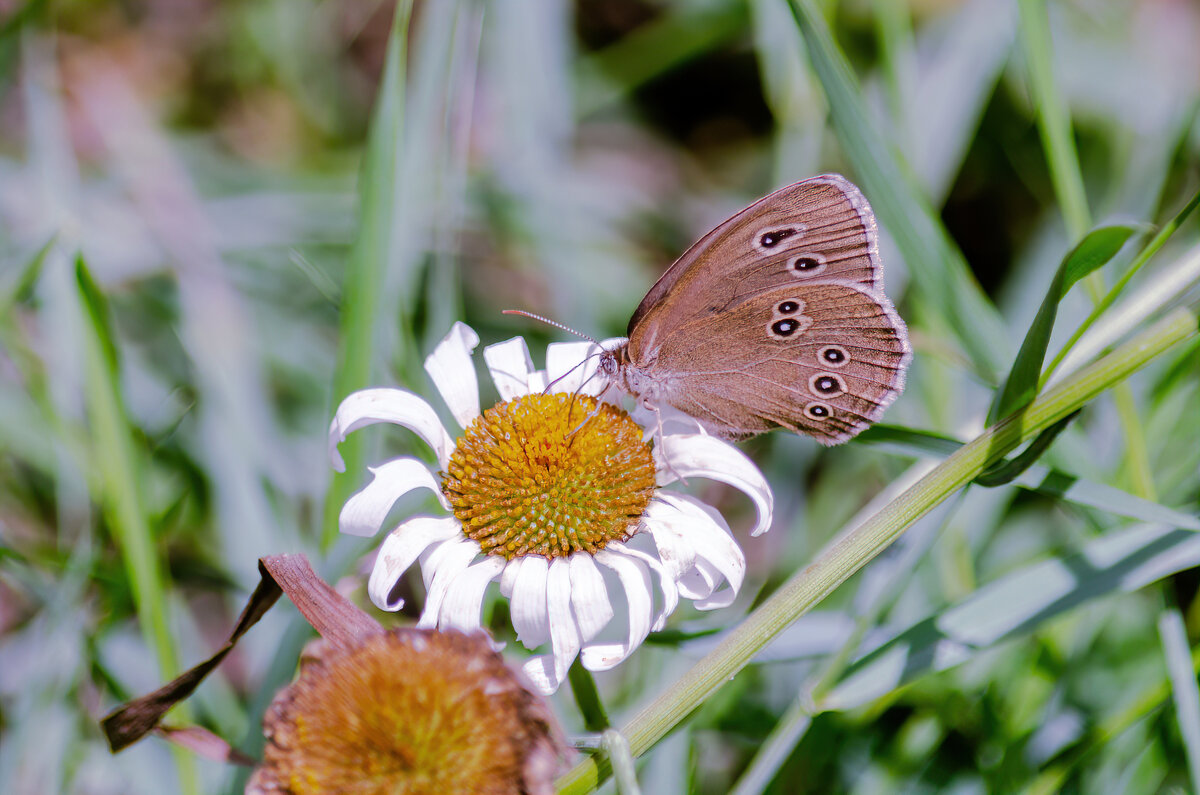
[0,0,1198,793]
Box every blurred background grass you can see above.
[1,0,1198,793]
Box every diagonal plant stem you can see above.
[556,306,1198,794]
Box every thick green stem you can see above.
[557,307,1198,794]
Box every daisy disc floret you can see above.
[445,393,656,559]
[329,322,774,693]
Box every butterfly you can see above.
[597,174,910,445]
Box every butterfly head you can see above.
[599,343,667,411]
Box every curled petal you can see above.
[417,538,480,629]
[655,434,774,536]
[610,542,678,632]
[646,492,745,610]
[510,555,550,648]
[585,548,653,672]
[638,500,696,582]
[423,321,481,430]
[682,559,733,609]
[677,559,719,601]
[339,458,448,537]
[367,516,461,611]
[438,557,505,631]
[483,337,535,400]
[329,388,455,471]
[569,553,614,644]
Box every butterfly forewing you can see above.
[626,175,881,362]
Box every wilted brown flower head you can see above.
[247,628,565,795]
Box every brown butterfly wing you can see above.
[644,282,910,444]
[627,175,882,362]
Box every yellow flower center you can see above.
[442,393,657,559]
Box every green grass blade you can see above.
[751,0,825,180]
[75,257,196,793]
[75,258,176,679]
[322,0,414,549]
[1044,188,1200,383]
[1158,609,1200,791]
[0,234,53,314]
[975,411,1078,486]
[786,0,1010,381]
[1017,0,1090,240]
[1013,466,1200,531]
[727,698,812,795]
[575,1,748,118]
[1051,244,1200,381]
[907,1,1016,204]
[824,522,1200,711]
[868,423,1200,529]
[857,423,964,457]
[990,224,1138,422]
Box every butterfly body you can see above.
[601,175,911,445]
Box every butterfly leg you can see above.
[565,398,607,441]
[644,400,689,486]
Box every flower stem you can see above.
[568,660,611,733]
[556,306,1198,794]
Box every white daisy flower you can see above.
[328,322,774,694]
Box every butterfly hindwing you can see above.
[647,282,910,443]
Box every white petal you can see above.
[499,555,524,598]
[610,541,678,632]
[638,501,696,582]
[648,492,739,605]
[545,341,606,395]
[685,559,737,610]
[367,516,461,611]
[581,643,637,672]
[417,538,480,628]
[329,388,455,471]
[424,322,481,430]
[569,553,614,644]
[584,548,653,671]
[438,556,505,631]
[339,458,448,537]
[677,559,719,601]
[547,557,583,682]
[647,492,745,610]
[521,654,560,695]
[655,434,774,536]
[510,554,550,648]
[483,337,535,400]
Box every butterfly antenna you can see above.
[502,309,599,345]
